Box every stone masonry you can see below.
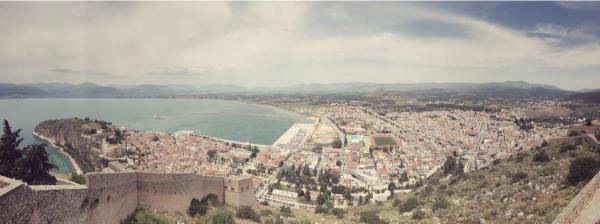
[0,172,254,224]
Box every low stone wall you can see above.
[0,172,245,224]
[553,170,600,224]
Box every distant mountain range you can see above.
[0,81,591,100]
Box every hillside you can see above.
[278,136,599,224]
[0,81,573,98]
[34,118,124,172]
[571,90,600,104]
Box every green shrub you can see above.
[412,208,425,220]
[533,151,550,162]
[188,194,219,217]
[515,152,527,162]
[511,171,528,184]
[195,208,234,224]
[314,205,328,214]
[568,130,580,137]
[567,157,600,185]
[541,140,549,147]
[279,206,293,217]
[70,173,86,184]
[432,196,450,211]
[399,197,418,213]
[259,209,273,217]
[236,206,260,222]
[359,210,387,224]
[560,144,577,153]
[188,198,208,217]
[331,208,346,219]
[124,207,170,224]
[201,194,220,206]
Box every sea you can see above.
[0,98,310,174]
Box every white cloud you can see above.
[0,2,598,90]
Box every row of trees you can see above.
[0,120,56,185]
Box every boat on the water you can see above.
[153,114,169,120]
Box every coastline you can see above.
[32,131,83,175]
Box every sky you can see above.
[0,2,599,90]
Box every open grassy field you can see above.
[373,136,397,146]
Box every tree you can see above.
[236,206,260,222]
[250,147,259,159]
[188,198,208,217]
[399,171,409,182]
[201,193,220,206]
[0,120,23,178]
[317,193,327,205]
[305,189,312,202]
[207,150,217,163]
[365,192,373,204]
[332,139,343,149]
[442,156,463,176]
[388,182,397,195]
[336,160,342,167]
[17,144,57,185]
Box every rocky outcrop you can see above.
[34,118,119,173]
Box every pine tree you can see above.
[0,120,23,178]
[17,144,56,185]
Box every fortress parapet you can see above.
[0,172,254,224]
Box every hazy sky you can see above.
[1,2,599,90]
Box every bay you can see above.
[0,98,309,174]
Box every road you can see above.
[466,120,488,172]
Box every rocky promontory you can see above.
[34,118,125,173]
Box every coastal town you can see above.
[44,96,587,213]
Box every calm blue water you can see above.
[0,98,309,174]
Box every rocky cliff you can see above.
[34,118,122,173]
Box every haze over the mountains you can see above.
[0,81,592,99]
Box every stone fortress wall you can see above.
[553,170,600,224]
[0,172,253,224]
[137,172,225,213]
[224,176,257,208]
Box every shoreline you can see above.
[32,131,83,175]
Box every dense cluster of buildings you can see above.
[100,100,568,211]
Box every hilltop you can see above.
[34,117,124,173]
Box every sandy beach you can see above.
[32,132,83,175]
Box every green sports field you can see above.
[373,136,397,146]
